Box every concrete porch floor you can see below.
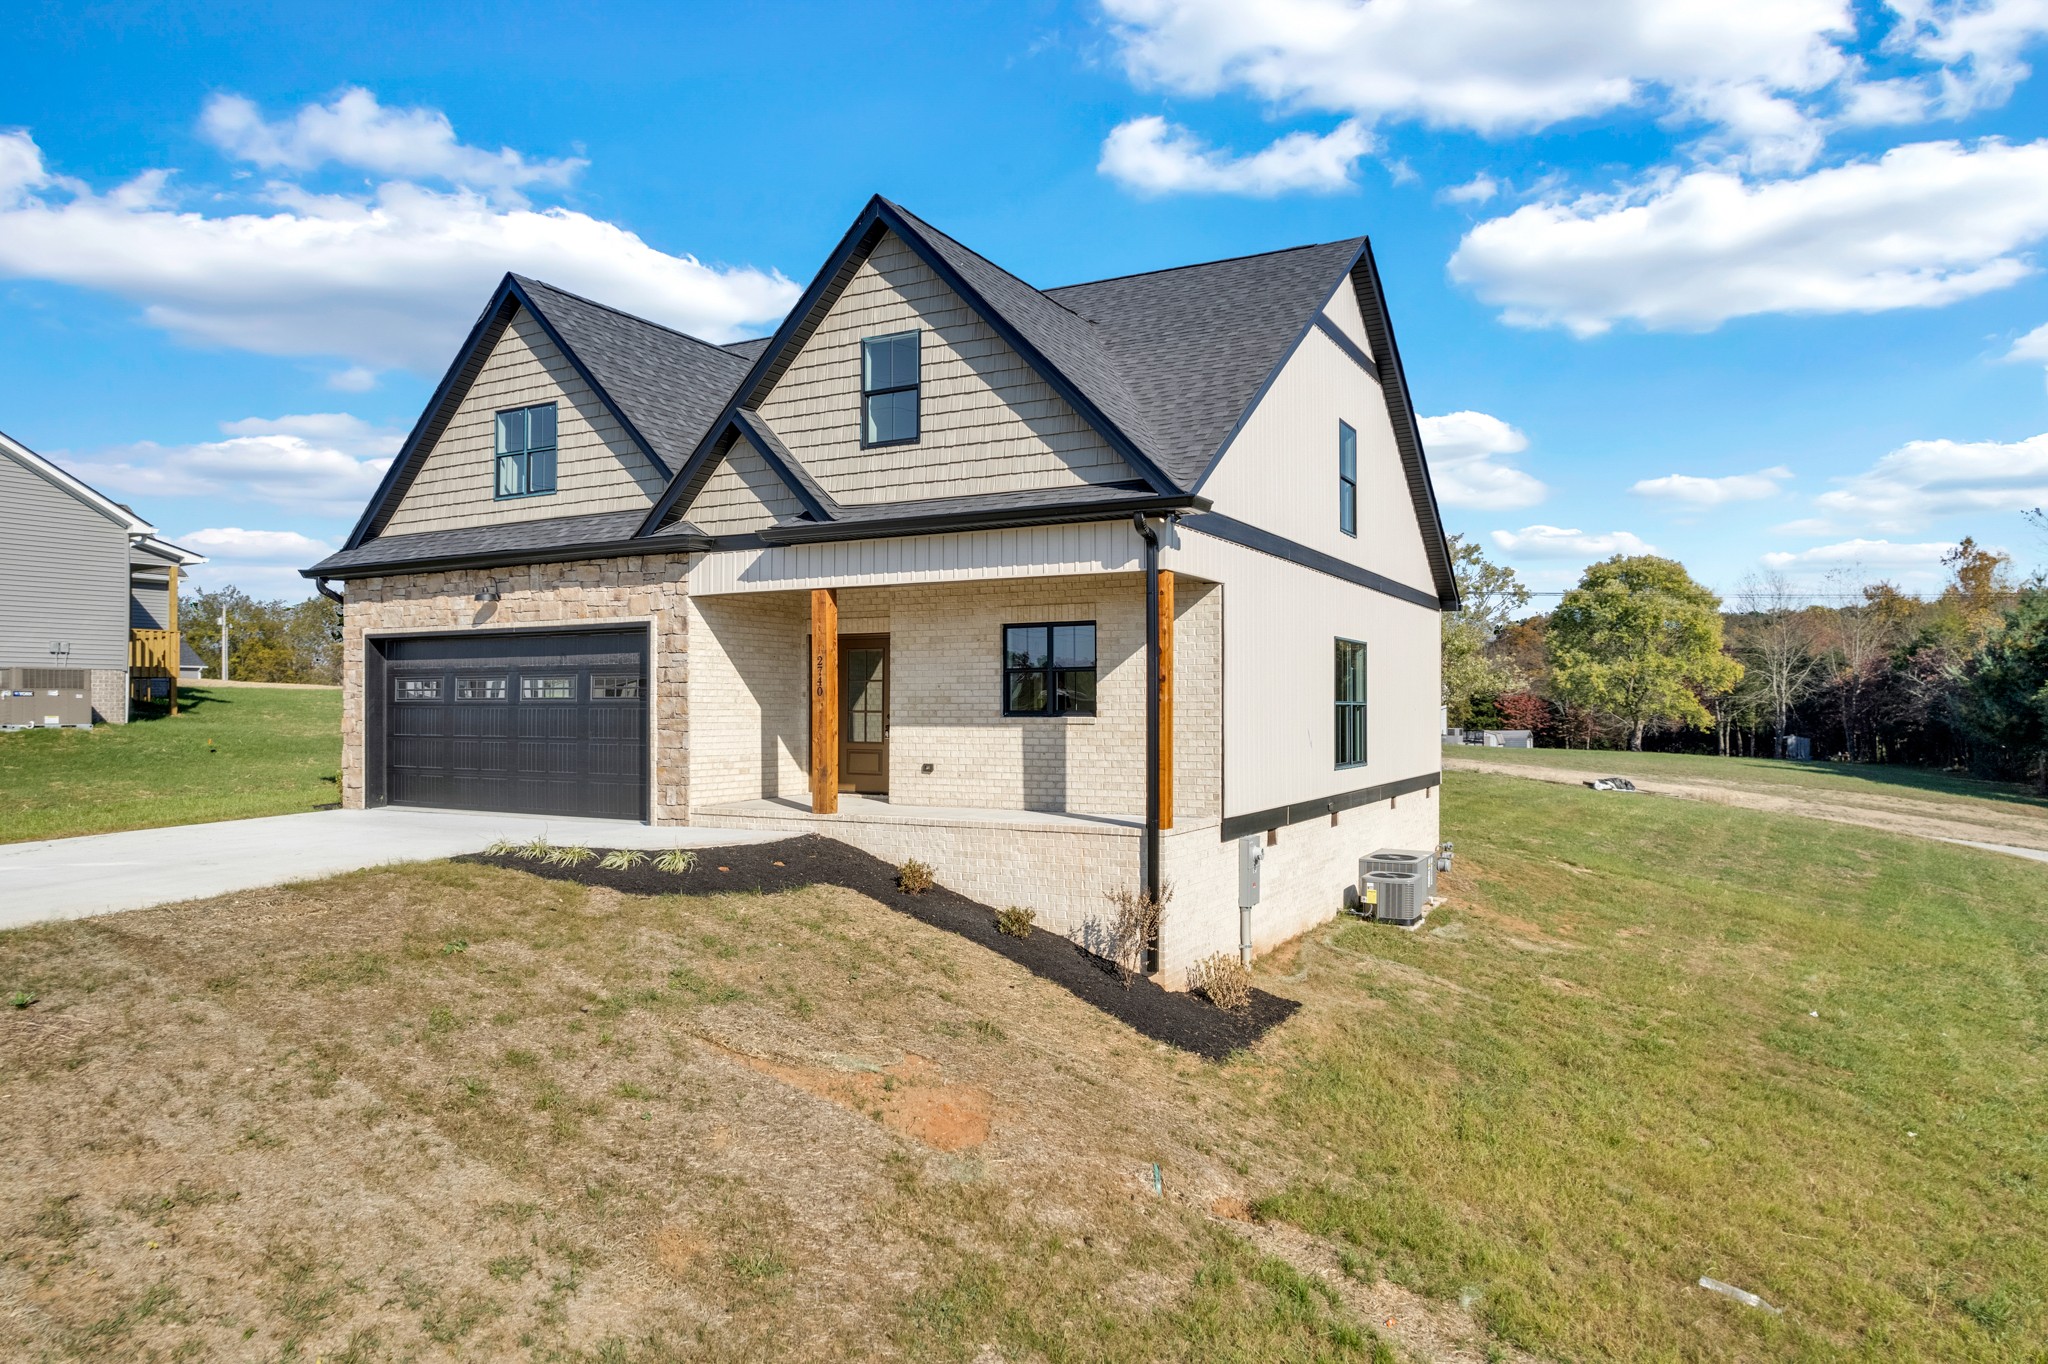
[699,793,1144,833]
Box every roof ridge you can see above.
[1046,238,1365,293]
[512,274,755,364]
[881,201,1091,322]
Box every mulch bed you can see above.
[459,834,1298,1061]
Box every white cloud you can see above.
[1418,410,1547,509]
[1492,524,1658,557]
[179,527,334,560]
[1883,0,2048,117]
[200,89,584,202]
[1449,138,2048,335]
[63,413,403,518]
[0,118,798,370]
[1632,465,1793,506]
[1437,174,1501,205]
[1098,115,1373,195]
[1101,0,1860,173]
[1812,429,2048,529]
[326,365,378,392]
[1761,537,1958,567]
[2012,320,2048,359]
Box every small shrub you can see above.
[599,848,647,871]
[546,844,595,867]
[897,859,936,895]
[9,990,37,1010]
[1190,952,1252,1013]
[515,837,552,861]
[995,906,1035,939]
[483,838,520,857]
[655,847,698,874]
[1104,881,1171,985]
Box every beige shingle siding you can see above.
[681,440,802,534]
[756,231,1136,505]
[382,306,667,535]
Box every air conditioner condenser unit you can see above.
[1365,870,1424,925]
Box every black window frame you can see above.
[1338,419,1358,537]
[860,329,921,448]
[495,401,559,500]
[519,674,576,702]
[589,673,643,700]
[1001,620,1098,717]
[456,675,507,702]
[393,675,442,702]
[1335,637,1368,768]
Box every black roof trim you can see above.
[1180,512,1441,612]
[1350,244,1459,610]
[1312,313,1379,380]
[734,410,840,522]
[759,490,1207,545]
[505,277,673,479]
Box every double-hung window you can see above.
[861,330,921,446]
[1334,638,1368,768]
[1338,420,1358,537]
[496,402,558,499]
[1003,622,1097,716]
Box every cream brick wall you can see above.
[383,307,667,535]
[756,231,1136,505]
[1158,787,1443,981]
[338,557,690,821]
[687,592,809,808]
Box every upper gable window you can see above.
[1338,420,1358,537]
[496,403,558,499]
[861,330,921,447]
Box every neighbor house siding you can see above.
[754,230,1136,505]
[0,451,131,672]
[382,306,668,535]
[681,440,803,534]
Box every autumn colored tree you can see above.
[1547,555,1743,751]
[1440,534,1531,727]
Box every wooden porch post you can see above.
[166,561,181,717]
[809,588,839,814]
[1157,569,1174,831]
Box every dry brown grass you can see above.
[0,860,1386,1362]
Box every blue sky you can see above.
[5,0,2048,602]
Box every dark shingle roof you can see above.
[513,277,754,471]
[310,510,652,577]
[1046,240,1365,490]
[720,336,773,362]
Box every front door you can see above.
[838,635,888,794]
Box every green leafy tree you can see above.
[1547,555,1743,751]
[1441,534,1531,727]
[183,586,343,685]
[1963,588,2048,790]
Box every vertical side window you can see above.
[1335,638,1367,768]
[496,403,559,498]
[861,331,921,446]
[1338,420,1358,537]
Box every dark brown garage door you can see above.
[373,629,648,820]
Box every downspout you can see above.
[1133,512,1162,976]
[313,577,344,605]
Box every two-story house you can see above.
[304,198,1457,979]
[1,428,205,723]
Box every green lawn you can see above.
[1449,741,2048,815]
[0,685,342,843]
[1252,771,2047,1361]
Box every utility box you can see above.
[1366,870,1424,925]
[1776,735,1811,761]
[18,667,92,727]
[1365,848,1436,897]
[1237,835,1263,907]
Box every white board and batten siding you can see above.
[1168,529,1441,822]
[382,306,666,535]
[0,451,131,669]
[690,520,1144,595]
[755,230,1137,506]
[1196,289,1434,595]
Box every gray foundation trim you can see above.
[1180,512,1441,611]
[1219,770,1441,842]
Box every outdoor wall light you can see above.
[475,588,501,603]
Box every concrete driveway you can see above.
[0,807,780,932]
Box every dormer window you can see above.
[861,330,921,446]
[496,403,558,499]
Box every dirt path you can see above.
[1445,754,2048,855]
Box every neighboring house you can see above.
[1,429,206,723]
[305,197,1457,977]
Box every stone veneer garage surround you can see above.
[339,555,692,822]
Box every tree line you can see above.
[180,586,343,686]
[1444,526,2048,788]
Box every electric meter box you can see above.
[1238,835,1263,908]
